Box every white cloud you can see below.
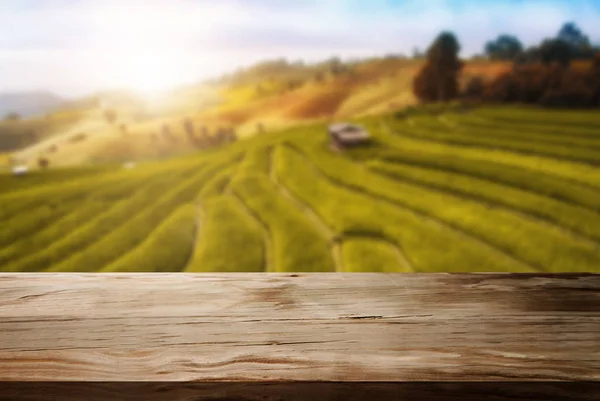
[0,0,599,97]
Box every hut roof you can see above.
[328,123,370,144]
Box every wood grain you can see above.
[0,273,599,383]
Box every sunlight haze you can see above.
[1,0,599,97]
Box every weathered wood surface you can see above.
[2,382,600,401]
[0,273,599,384]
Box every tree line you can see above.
[413,22,600,108]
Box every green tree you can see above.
[557,22,593,59]
[484,35,524,60]
[539,38,572,67]
[413,32,463,102]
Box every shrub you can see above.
[104,109,117,124]
[538,86,595,108]
[38,157,49,169]
[480,60,600,107]
[70,133,86,143]
[183,118,194,136]
[200,126,210,137]
[462,76,485,98]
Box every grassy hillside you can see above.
[1,105,600,273]
[0,107,88,153]
[2,58,513,169]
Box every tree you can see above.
[539,38,572,67]
[162,124,171,137]
[104,109,117,124]
[413,32,464,103]
[557,22,593,58]
[326,57,345,75]
[256,122,265,134]
[200,126,210,138]
[591,52,600,105]
[4,112,20,122]
[412,47,424,60]
[228,127,238,142]
[183,117,195,136]
[463,76,485,98]
[287,79,303,91]
[514,46,541,66]
[38,157,49,169]
[484,35,524,60]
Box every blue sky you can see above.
[1,0,599,97]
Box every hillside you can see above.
[199,58,512,134]
[0,58,513,170]
[1,106,600,273]
[0,91,66,118]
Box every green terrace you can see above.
[1,106,600,273]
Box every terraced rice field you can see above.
[1,106,600,272]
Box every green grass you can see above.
[237,146,273,175]
[0,179,111,223]
[2,106,600,273]
[0,199,113,266]
[427,115,600,154]
[0,169,169,249]
[198,165,236,199]
[231,172,335,272]
[274,145,532,272]
[47,160,235,272]
[1,170,192,272]
[367,160,600,243]
[348,145,600,212]
[186,196,265,272]
[341,238,410,272]
[0,201,85,248]
[0,166,117,195]
[473,107,600,128]
[0,158,202,222]
[378,118,600,187]
[390,117,600,167]
[287,138,600,272]
[103,204,198,272]
[441,113,600,143]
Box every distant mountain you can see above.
[0,91,66,119]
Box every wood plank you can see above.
[2,382,600,401]
[0,273,599,383]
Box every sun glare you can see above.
[117,50,181,97]
[89,2,203,98]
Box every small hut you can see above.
[328,123,371,150]
[12,165,28,176]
